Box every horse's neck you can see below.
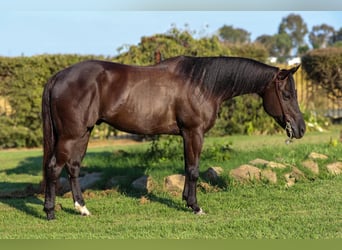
[218,77,268,102]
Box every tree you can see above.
[256,35,276,56]
[332,27,342,45]
[218,25,251,44]
[273,33,293,59]
[256,33,292,59]
[309,24,335,49]
[279,13,308,54]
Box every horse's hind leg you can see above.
[44,154,64,220]
[64,133,91,216]
[44,166,60,220]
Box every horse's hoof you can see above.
[75,201,91,216]
[194,208,206,215]
[46,212,55,220]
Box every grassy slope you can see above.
[0,129,341,239]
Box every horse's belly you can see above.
[105,102,179,135]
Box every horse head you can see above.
[262,65,306,139]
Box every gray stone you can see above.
[58,172,102,193]
[204,166,224,182]
[79,172,102,190]
[131,175,153,192]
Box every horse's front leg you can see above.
[181,128,205,214]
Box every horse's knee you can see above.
[187,168,199,181]
[66,160,81,178]
[45,156,62,181]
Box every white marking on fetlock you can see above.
[194,208,206,215]
[75,201,91,216]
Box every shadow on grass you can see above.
[0,148,198,219]
[0,154,46,219]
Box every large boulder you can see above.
[131,175,153,192]
[229,165,261,183]
[164,174,185,192]
[203,166,224,183]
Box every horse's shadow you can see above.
[0,149,190,219]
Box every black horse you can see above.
[42,56,305,220]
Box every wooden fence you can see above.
[294,68,342,124]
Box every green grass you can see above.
[0,128,341,239]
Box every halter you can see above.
[273,72,294,144]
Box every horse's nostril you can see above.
[300,124,306,137]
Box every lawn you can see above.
[0,128,341,239]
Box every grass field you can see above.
[0,128,341,239]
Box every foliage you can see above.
[115,27,231,65]
[301,48,342,99]
[332,27,342,45]
[145,135,233,165]
[309,24,335,49]
[256,32,293,59]
[278,13,309,52]
[218,25,251,44]
[210,95,281,136]
[0,54,108,148]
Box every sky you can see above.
[0,1,341,57]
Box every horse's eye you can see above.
[282,91,291,100]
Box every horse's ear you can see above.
[290,64,300,74]
[277,64,300,81]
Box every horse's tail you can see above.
[41,75,57,192]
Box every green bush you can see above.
[0,54,107,148]
[210,95,281,136]
[301,48,342,99]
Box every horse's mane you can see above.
[173,56,279,99]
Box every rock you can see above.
[58,177,70,194]
[131,175,153,192]
[309,152,328,160]
[267,161,287,169]
[249,158,269,166]
[204,166,224,183]
[107,176,128,188]
[164,174,185,192]
[284,173,296,188]
[326,162,342,175]
[261,169,277,184]
[58,172,102,194]
[291,167,306,180]
[284,167,305,188]
[302,160,319,175]
[229,165,261,183]
[79,172,102,190]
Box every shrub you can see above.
[301,48,342,99]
